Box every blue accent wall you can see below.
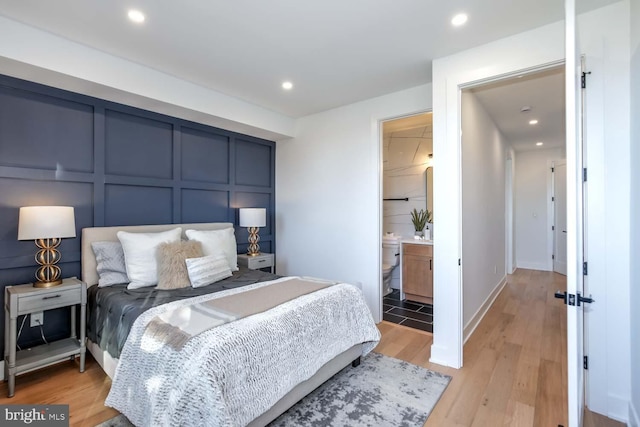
[0,74,276,354]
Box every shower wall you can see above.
[383,115,433,238]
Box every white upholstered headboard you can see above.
[81,222,234,287]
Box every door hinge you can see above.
[552,254,555,260]
[584,355,589,370]
[583,262,588,276]
[583,168,587,182]
[581,71,591,89]
[552,225,555,231]
[458,258,461,266]
[551,167,555,172]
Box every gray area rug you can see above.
[95,352,450,427]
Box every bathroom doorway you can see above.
[381,112,433,333]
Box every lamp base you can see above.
[246,226,261,257]
[33,279,63,288]
[32,238,63,288]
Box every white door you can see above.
[506,158,514,274]
[554,160,568,275]
[565,0,586,425]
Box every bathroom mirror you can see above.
[426,167,433,217]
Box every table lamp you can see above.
[18,206,76,288]
[239,208,266,256]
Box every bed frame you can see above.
[81,222,362,427]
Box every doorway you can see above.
[380,112,433,333]
[459,66,565,342]
[553,160,568,275]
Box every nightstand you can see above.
[237,253,275,273]
[4,277,86,397]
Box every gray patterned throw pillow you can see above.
[91,241,130,287]
[185,254,233,288]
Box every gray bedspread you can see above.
[87,267,279,359]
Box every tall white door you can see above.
[506,158,514,274]
[565,0,586,424]
[554,161,568,275]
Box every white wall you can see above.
[460,91,508,329]
[628,0,640,424]
[432,19,565,368]
[514,147,563,271]
[432,2,632,419]
[276,84,432,322]
[0,15,295,141]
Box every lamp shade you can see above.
[239,208,266,227]
[18,206,76,240]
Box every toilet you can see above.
[382,235,401,296]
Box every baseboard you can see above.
[630,400,640,427]
[463,275,507,343]
[608,393,630,424]
[515,261,551,271]
[429,344,461,369]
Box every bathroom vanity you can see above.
[400,240,433,304]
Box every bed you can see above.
[81,222,380,427]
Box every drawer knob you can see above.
[42,294,61,300]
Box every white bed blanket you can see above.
[105,277,381,427]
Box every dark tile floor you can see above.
[382,289,433,333]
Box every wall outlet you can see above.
[30,312,43,327]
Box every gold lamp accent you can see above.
[18,206,76,288]
[239,208,266,256]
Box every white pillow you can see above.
[117,227,182,289]
[185,255,233,288]
[185,228,238,271]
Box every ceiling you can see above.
[0,0,619,118]
[383,113,433,170]
[470,67,565,152]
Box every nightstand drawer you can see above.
[237,253,275,273]
[18,287,81,314]
[247,257,272,269]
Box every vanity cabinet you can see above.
[402,243,433,304]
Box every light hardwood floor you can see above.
[0,269,625,426]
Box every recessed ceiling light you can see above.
[529,119,539,125]
[282,81,293,90]
[451,13,468,27]
[536,142,544,146]
[128,9,145,23]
